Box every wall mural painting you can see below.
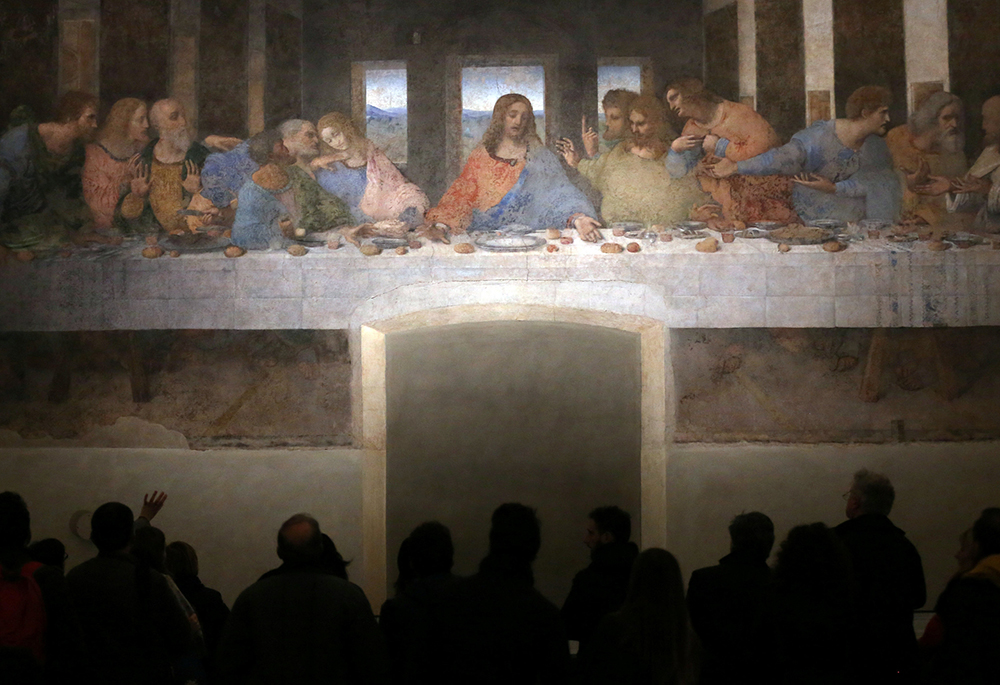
[674,328,1000,443]
[0,330,352,448]
[1,0,1000,444]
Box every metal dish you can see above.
[886,233,918,243]
[752,221,783,231]
[735,227,770,239]
[948,232,985,249]
[812,219,846,231]
[676,221,707,232]
[371,237,410,249]
[474,234,546,252]
[677,230,709,239]
[499,223,536,235]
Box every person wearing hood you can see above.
[561,505,638,652]
[922,507,1000,685]
[836,469,926,684]
[687,512,777,685]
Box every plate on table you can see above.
[948,232,985,249]
[734,227,771,239]
[610,221,644,235]
[811,219,846,231]
[499,223,536,235]
[161,233,231,253]
[371,237,410,249]
[752,221,783,231]
[766,225,835,245]
[886,232,918,243]
[474,234,546,252]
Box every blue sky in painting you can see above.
[597,65,641,114]
[366,69,407,112]
[462,66,545,112]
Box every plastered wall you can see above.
[0,447,363,606]
[2,439,998,609]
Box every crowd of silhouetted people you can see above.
[2,468,999,684]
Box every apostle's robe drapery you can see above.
[0,118,89,249]
[231,174,296,250]
[82,143,133,230]
[665,100,798,223]
[736,120,902,223]
[426,145,596,232]
[317,144,428,226]
[577,144,707,225]
[885,124,968,225]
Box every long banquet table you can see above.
[1,231,998,331]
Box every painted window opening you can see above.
[364,63,407,166]
[597,63,642,156]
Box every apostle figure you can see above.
[558,95,707,226]
[312,112,428,227]
[423,94,602,241]
[81,98,150,231]
[280,119,353,233]
[231,130,298,251]
[117,99,210,234]
[0,90,98,249]
[885,91,968,225]
[952,95,1000,230]
[665,78,797,224]
[711,86,902,224]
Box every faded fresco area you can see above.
[675,327,1000,442]
[0,330,352,447]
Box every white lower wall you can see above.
[0,448,364,607]
[3,440,996,610]
[668,441,1000,606]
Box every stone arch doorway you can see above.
[349,286,674,608]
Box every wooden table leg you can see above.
[860,328,889,403]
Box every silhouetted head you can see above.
[773,522,852,597]
[729,511,775,560]
[132,525,167,572]
[846,468,895,518]
[277,513,323,564]
[587,505,631,549]
[0,491,31,550]
[407,520,454,578]
[28,538,66,571]
[319,533,350,580]
[165,541,199,578]
[973,507,1000,561]
[90,502,134,554]
[489,503,541,564]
